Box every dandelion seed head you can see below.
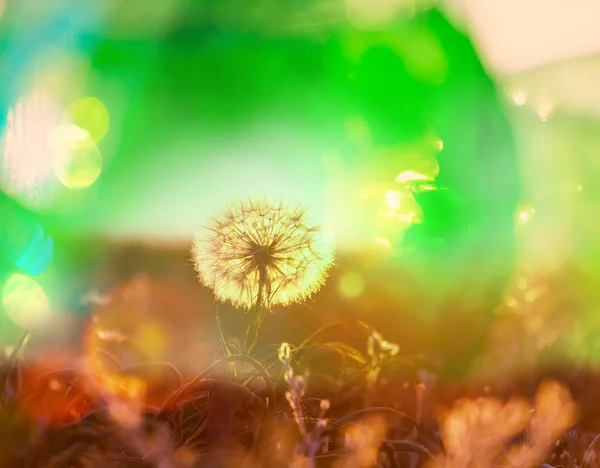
[192,198,334,309]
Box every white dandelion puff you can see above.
[192,198,334,310]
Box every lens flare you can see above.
[2,273,50,330]
[0,92,62,208]
[0,205,53,276]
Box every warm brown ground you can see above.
[2,241,598,467]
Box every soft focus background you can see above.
[2,0,600,379]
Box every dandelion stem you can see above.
[243,291,265,355]
[243,267,268,355]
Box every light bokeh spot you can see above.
[66,97,110,143]
[131,321,169,361]
[338,270,366,299]
[2,273,50,329]
[50,124,102,189]
[517,206,536,225]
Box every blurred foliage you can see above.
[0,1,521,375]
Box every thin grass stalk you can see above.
[0,329,29,404]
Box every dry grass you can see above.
[1,317,598,467]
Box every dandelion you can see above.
[192,198,334,352]
[193,198,334,309]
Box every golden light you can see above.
[338,270,366,299]
[49,124,102,189]
[1,273,50,329]
[66,97,110,143]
